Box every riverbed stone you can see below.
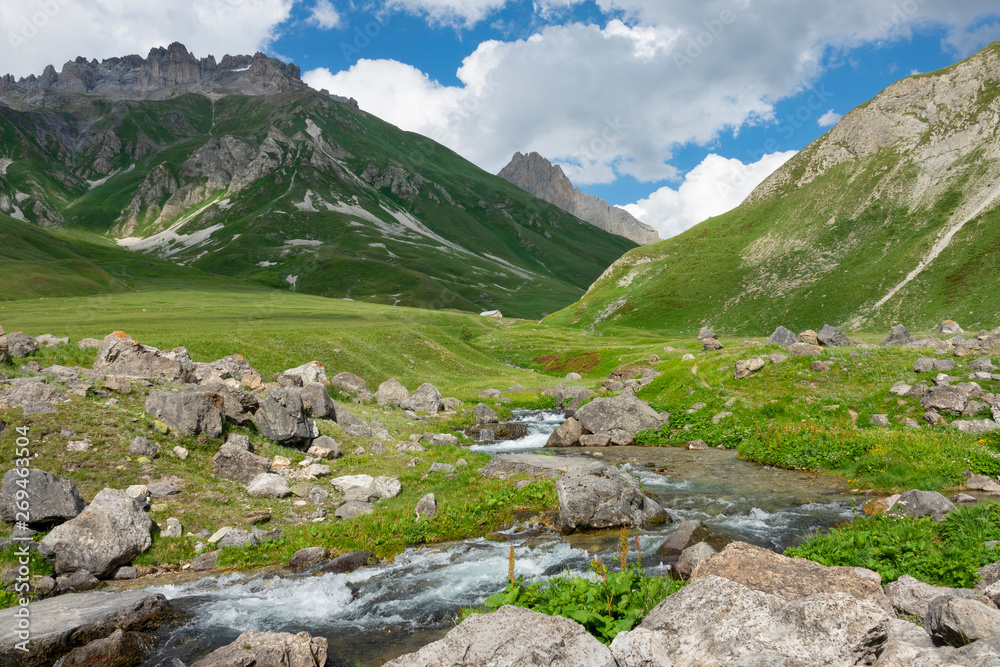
[888,489,956,521]
[39,488,152,578]
[573,395,666,440]
[557,466,670,532]
[0,468,85,524]
[691,541,889,609]
[60,627,155,667]
[656,520,704,559]
[480,453,605,479]
[634,575,890,666]
[675,542,717,579]
[191,630,329,667]
[926,595,1000,647]
[474,403,499,424]
[289,547,328,571]
[382,604,616,667]
[546,417,583,446]
[319,550,377,574]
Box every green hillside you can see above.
[547,42,1000,334]
[0,91,635,318]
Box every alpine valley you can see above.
[0,43,635,319]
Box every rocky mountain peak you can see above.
[498,152,660,245]
[0,42,356,110]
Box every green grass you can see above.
[788,504,1000,588]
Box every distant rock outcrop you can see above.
[498,152,660,245]
[0,42,357,110]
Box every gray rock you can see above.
[191,630,329,667]
[247,473,292,498]
[375,378,410,406]
[192,353,255,382]
[889,489,956,521]
[557,466,669,532]
[768,326,799,348]
[0,381,68,408]
[970,357,999,373]
[331,400,367,429]
[93,332,194,382]
[656,520,704,558]
[697,327,717,341]
[399,383,444,414]
[192,550,218,571]
[580,434,612,446]
[5,332,39,357]
[382,604,616,667]
[818,324,850,346]
[330,371,373,403]
[253,387,312,447]
[939,320,964,335]
[212,442,272,484]
[217,528,257,548]
[335,501,373,520]
[924,411,946,426]
[298,382,335,418]
[635,575,889,666]
[415,493,437,518]
[882,325,912,347]
[480,453,605,479]
[870,414,892,428]
[573,395,666,441]
[565,372,583,381]
[145,389,224,437]
[127,435,159,459]
[162,517,182,537]
[675,542,718,579]
[283,361,326,384]
[146,478,180,498]
[77,337,102,349]
[952,420,1000,435]
[0,590,173,667]
[429,462,456,473]
[920,385,975,415]
[60,627,155,666]
[702,338,724,351]
[318,550,377,574]
[56,569,100,593]
[885,575,958,619]
[556,385,594,410]
[39,488,152,577]
[609,627,673,667]
[307,435,342,459]
[371,476,402,499]
[112,566,138,580]
[734,356,767,379]
[926,594,1000,647]
[913,358,936,373]
[0,468,85,524]
[289,546,329,571]
[935,358,957,372]
[474,403,499,424]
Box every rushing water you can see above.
[138,410,858,666]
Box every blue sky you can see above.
[4,0,999,238]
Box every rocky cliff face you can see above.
[498,152,660,245]
[0,42,357,110]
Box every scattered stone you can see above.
[429,462,456,473]
[144,389,224,437]
[923,411,946,426]
[246,510,272,524]
[889,489,957,521]
[60,627,155,666]
[565,372,583,381]
[656,520,704,558]
[112,566,138,580]
[128,436,159,459]
[103,375,132,394]
[39,488,152,578]
[212,443,272,484]
[162,517,182,538]
[335,501,373,520]
[734,357,767,379]
[579,434,611,447]
[376,378,410,406]
[810,360,831,372]
[93,332,194,382]
[686,440,710,450]
[371,476,402,499]
[817,324,850,347]
[56,569,100,593]
[77,337,101,349]
[870,414,891,428]
[400,383,444,414]
[298,382,335,419]
[247,473,292,498]
[283,361,327,384]
[702,338,724,351]
[797,330,819,345]
[882,325,911,347]
[415,493,437,519]
[971,357,999,372]
[681,353,695,361]
[675,542,717,579]
[0,468,85,524]
[253,388,312,447]
[308,436,342,459]
[697,327,716,341]
[556,466,669,532]
[963,471,1000,493]
[939,320,964,335]
[192,550,218,571]
[926,595,1000,647]
[146,478,180,498]
[768,326,799,348]
[330,371,373,403]
[884,575,960,620]
[902,418,921,429]
[216,528,257,549]
[0,381,68,409]
[935,358,957,372]
[952,493,977,503]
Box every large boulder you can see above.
[631,575,890,666]
[888,489,956,521]
[331,401,366,428]
[474,403,499,424]
[925,595,1000,647]
[282,361,326,384]
[920,385,975,415]
[885,575,976,620]
[573,395,666,444]
[191,631,329,667]
[556,465,670,532]
[697,327,716,341]
[546,417,583,446]
[382,604,616,667]
[144,389,225,437]
[656,520,704,559]
[93,332,194,382]
[788,343,823,357]
[246,473,292,499]
[882,325,912,347]
[734,357,767,379]
[5,332,39,357]
[39,488,152,578]
[298,382,335,418]
[690,541,888,609]
[0,468,85,525]
[60,627,155,666]
[375,378,410,406]
[818,324,850,347]
[556,385,594,410]
[330,371,373,403]
[939,320,964,335]
[212,443,272,484]
[0,382,68,409]
[767,326,799,348]
[192,354,255,383]
[253,388,312,447]
[400,383,444,414]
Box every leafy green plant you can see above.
[474,529,685,644]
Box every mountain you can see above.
[0,45,636,318]
[498,151,660,245]
[545,42,1000,334]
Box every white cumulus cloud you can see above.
[386,0,510,27]
[818,109,843,127]
[1,0,296,79]
[622,151,798,239]
[307,0,342,30]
